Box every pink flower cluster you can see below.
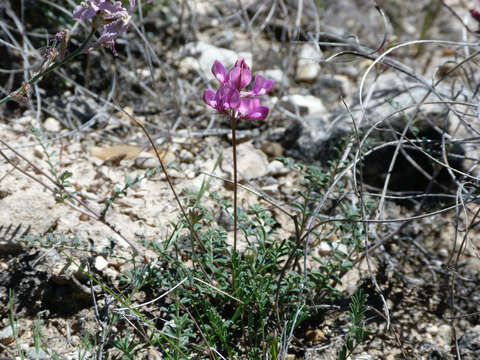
[203,58,274,121]
[73,0,135,54]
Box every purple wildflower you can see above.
[73,0,134,55]
[204,58,274,121]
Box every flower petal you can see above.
[237,98,251,116]
[227,58,251,90]
[237,98,260,116]
[252,75,274,95]
[73,4,98,20]
[216,85,240,111]
[203,89,217,109]
[245,106,269,120]
[212,60,227,84]
[260,79,274,95]
[98,16,130,43]
[252,75,264,93]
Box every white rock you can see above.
[335,243,348,255]
[179,149,194,162]
[267,160,289,176]
[94,256,109,271]
[437,324,452,346]
[134,152,157,169]
[222,142,269,180]
[426,324,439,336]
[181,42,252,82]
[178,57,198,76]
[188,174,207,193]
[354,354,372,360]
[438,248,449,258]
[44,117,61,132]
[318,242,331,256]
[282,94,326,116]
[296,44,322,82]
[0,325,14,345]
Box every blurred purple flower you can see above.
[470,9,480,23]
[73,0,134,55]
[204,58,274,121]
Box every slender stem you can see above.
[119,108,207,253]
[231,116,238,291]
[0,29,95,105]
[232,119,238,253]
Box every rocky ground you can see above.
[1,0,480,359]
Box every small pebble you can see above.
[44,117,61,132]
[94,256,109,271]
[426,324,439,336]
[0,325,14,345]
[305,328,325,343]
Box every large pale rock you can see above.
[0,190,63,253]
[222,142,269,180]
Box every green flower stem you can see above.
[0,29,95,106]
